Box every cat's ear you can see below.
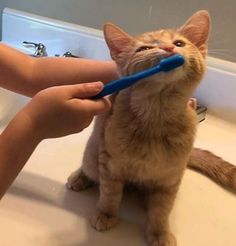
[178,10,211,57]
[103,23,134,59]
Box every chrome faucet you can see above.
[62,51,80,58]
[23,41,48,57]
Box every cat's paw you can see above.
[66,170,93,191]
[91,209,118,231]
[147,232,177,246]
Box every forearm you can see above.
[0,43,35,95]
[0,43,118,97]
[0,81,110,199]
[0,111,41,199]
[30,57,118,95]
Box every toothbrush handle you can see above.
[92,65,162,99]
[92,55,184,99]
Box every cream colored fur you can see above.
[68,10,211,246]
[188,148,236,192]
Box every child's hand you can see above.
[20,82,110,140]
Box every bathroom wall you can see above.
[0,0,235,62]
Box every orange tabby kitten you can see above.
[68,11,210,245]
[188,148,236,192]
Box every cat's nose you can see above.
[159,44,175,52]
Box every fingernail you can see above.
[87,82,104,91]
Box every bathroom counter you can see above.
[0,114,236,246]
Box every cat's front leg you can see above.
[67,169,94,191]
[91,164,124,231]
[146,186,178,246]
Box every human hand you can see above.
[188,98,197,110]
[19,82,110,140]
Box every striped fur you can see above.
[68,11,211,246]
[188,148,236,193]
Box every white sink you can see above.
[1,8,236,246]
[0,88,28,126]
[0,115,236,246]
[0,89,15,124]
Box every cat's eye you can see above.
[173,40,186,47]
[136,46,154,53]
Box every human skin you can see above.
[0,43,118,97]
[0,43,118,199]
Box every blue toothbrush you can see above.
[92,54,185,99]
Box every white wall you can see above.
[0,0,235,62]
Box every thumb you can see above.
[68,82,104,99]
[82,97,111,115]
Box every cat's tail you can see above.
[188,148,236,192]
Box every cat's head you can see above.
[103,10,210,95]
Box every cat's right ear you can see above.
[177,10,211,57]
[103,23,134,59]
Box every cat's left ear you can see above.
[103,23,135,59]
[178,10,211,57]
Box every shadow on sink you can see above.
[3,171,146,245]
[7,171,145,221]
[8,171,99,216]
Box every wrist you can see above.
[8,109,44,144]
[107,61,119,81]
[0,106,42,198]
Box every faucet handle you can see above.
[23,41,47,57]
[62,51,80,58]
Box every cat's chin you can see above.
[158,51,177,61]
[129,66,186,95]
[122,52,182,77]
[151,67,185,85]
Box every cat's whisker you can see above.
[208,48,236,61]
[148,5,153,20]
[208,48,236,55]
[208,51,236,60]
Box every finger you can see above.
[83,97,111,115]
[91,97,112,114]
[188,98,197,110]
[71,97,111,115]
[66,82,104,99]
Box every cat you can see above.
[188,148,236,192]
[67,10,234,246]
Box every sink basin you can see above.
[0,115,236,246]
[0,88,15,124]
[0,88,29,126]
[1,8,236,246]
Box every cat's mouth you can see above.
[153,52,177,66]
[128,52,181,76]
[159,51,176,60]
